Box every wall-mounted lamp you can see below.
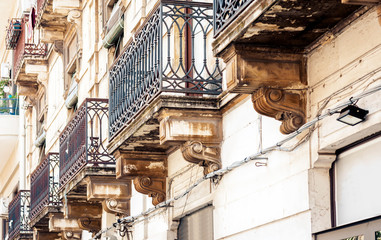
[337,105,369,126]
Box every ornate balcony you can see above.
[6,18,22,50]
[212,0,367,134]
[109,0,222,140]
[12,17,47,96]
[59,99,115,189]
[108,1,223,206]
[8,191,32,240]
[30,153,60,229]
[58,99,130,233]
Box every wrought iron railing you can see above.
[213,0,253,37]
[13,17,47,80]
[59,99,115,188]
[109,0,222,139]
[8,191,32,240]
[30,153,60,222]
[0,98,19,115]
[6,18,22,50]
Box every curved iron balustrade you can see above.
[8,191,32,240]
[213,0,253,37]
[59,99,115,189]
[30,153,60,222]
[109,0,222,139]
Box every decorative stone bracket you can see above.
[134,176,166,206]
[86,176,131,216]
[181,141,221,174]
[103,198,130,215]
[68,10,83,52]
[63,200,102,232]
[252,88,306,134]
[219,44,307,134]
[159,109,223,174]
[114,151,167,206]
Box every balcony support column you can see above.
[33,228,60,240]
[86,176,131,216]
[63,200,102,232]
[25,62,48,88]
[219,44,307,134]
[159,109,223,174]
[67,10,82,54]
[114,151,167,206]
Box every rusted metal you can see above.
[8,191,33,240]
[59,99,115,189]
[6,18,23,50]
[30,153,60,223]
[12,17,47,80]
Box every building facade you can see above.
[0,0,381,239]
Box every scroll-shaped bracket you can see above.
[114,150,167,206]
[62,231,81,240]
[102,198,130,216]
[252,88,306,134]
[77,217,101,232]
[133,176,166,206]
[181,141,221,174]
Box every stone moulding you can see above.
[219,44,307,134]
[252,88,306,134]
[114,150,167,206]
[102,198,130,215]
[133,176,166,206]
[181,141,221,174]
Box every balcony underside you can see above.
[36,0,69,32]
[108,95,220,154]
[29,206,61,229]
[214,0,364,54]
[60,166,116,199]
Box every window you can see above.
[316,136,381,240]
[334,136,381,226]
[177,206,214,240]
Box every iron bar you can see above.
[30,153,60,222]
[213,0,253,37]
[59,99,115,189]
[8,191,32,240]
[109,1,222,139]
[12,17,47,80]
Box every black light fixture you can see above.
[337,105,369,126]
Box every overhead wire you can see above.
[91,81,381,239]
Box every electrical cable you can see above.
[91,82,381,239]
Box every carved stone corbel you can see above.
[114,150,167,206]
[252,88,306,134]
[103,198,130,215]
[159,109,223,174]
[53,40,64,55]
[67,10,82,50]
[181,141,221,174]
[62,231,81,240]
[77,217,101,232]
[133,176,166,206]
